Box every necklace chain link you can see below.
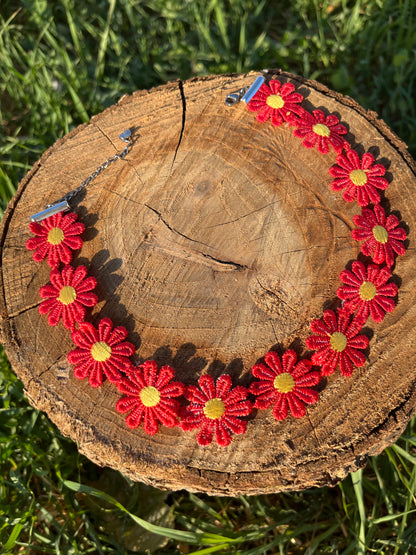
[30,129,132,222]
[62,137,131,204]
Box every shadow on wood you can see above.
[1,71,415,495]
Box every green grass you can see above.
[1,0,415,552]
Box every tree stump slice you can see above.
[1,71,416,496]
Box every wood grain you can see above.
[1,71,415,495]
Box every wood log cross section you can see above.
[1,72,415,496]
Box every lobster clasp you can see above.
[224,88,249,106]
[225,75,265,106]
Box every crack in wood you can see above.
[105,189,144,206]
[34,356,67,383]
[306,413,321,447]
[368,386,416,437]
[95,184,251,272]
[200,251,250,271]
[205,200,280,228]
[255,276,296,313]
[171,79,186,169]
[9,300,42,319]
[94,123,119,151]
[143,203,251,271]
[144,203,211,247]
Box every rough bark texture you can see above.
[1,71,415,496]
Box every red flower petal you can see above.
[247,79,304,127]
[249,350,320,420]
[292,109,347,154]
[306,309,369,377]
[337,261,397,323]
[352,205,407,266]
[115,360,184,434]
[68,318,135,387]
[180,374,251,447]
[329,149,388,206]
[38,265,98,330]
[26,212,84,268]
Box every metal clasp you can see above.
[119,129,132,143]
[30,200,71,223]
[30,129,133,222]
[225,88,249,106]
[225,75,265,106]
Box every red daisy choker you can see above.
[26,75,407,448]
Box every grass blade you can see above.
[63,479,236,546]
[2,522,25,552]
[351,469,366,555]
[95,0,117,82]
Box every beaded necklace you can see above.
[26,75,407,448]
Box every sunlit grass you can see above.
[1,0,415,552]
[1,357,414,553]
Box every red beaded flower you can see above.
[116,360,185,434]
[292,109,347,154]
[39,265,98,330]
[179,374,252,447]
[352,204,407,267]
[249,350,321,421]
[305,309,369,377]
[329,149,389,206]
[247,79,304,126]
[26,212,84,269]
[68,317,135,388]
[337,261,397,323]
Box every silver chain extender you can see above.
[30,129,132,222]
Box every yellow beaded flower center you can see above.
[266,94,285,109]
[330,332,347,352]
[140,386,161,407]
[312,123,330,137]
[91,341,112,362]
[47,227,65,245]
[349,169,367,186]
[359,281,377,301]
[372,225,388,244]
[203,398,225,420]
[273,373,295,393]
[57,285,77,305]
